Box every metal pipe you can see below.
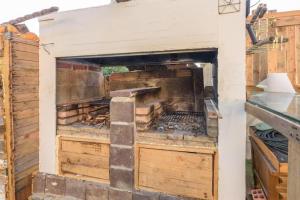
[250,3,264,24]
[247,36,289,53]
[255,36,275,46]
[246,23,258,44]
[246,0,251,17]
[259,5,268,18]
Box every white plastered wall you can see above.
[39,43,56,173]
[39,0,246,199]
[217,4,246,199]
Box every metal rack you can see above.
[152,111,205,134]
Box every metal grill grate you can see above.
[90,98,111,106]
[152,111,205,134]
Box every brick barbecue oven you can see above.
[36,0,246,200]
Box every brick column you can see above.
[109,97,135,200]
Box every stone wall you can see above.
[32,173,199,200]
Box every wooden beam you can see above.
[247,10,300,22]
[2,35,16,200]
[276,16,300,27]
[246,102,300,200]
[266,10,300,19]
[288,140,300,200]
[110,87,161,97]
[245,102,300,143]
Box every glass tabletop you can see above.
[247,92,300,124]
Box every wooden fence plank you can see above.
[137,147,213,199]
[247,11,300,90]
[2,37,16,200]
[277,16,300,27]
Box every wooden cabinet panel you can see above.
[58,136,110,183]
[250,129,288,200]
[136,144,217,199]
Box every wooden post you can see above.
[288,140,300,200]
[2,35,16,200]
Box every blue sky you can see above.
[0,0,299,34]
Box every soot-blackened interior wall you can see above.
[56,60,105,105]
[109,68,204,112]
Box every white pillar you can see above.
[217,2,247,200]
[39,20,57,174]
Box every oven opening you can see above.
[56,50,218,139]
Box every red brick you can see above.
[73,64,87,70]
[57,61,72,69]
[88,65,101,72]
[251,189,266,200]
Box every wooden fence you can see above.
[246,10,300,90]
